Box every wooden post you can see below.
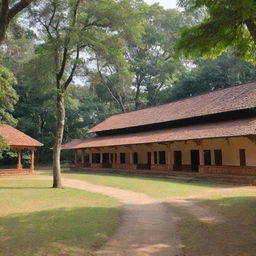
[129,151,133,164]
[113,153,115,163]
[81,149,85,167]
[150,151,154,165]
[30,148,35,172]
[166,143,173,171]
[74,150,77,165]
[89,151,92,165]
[117,152,120,164]
[199,142,204,166]
[100,151,103,164]
[17,149,23,170]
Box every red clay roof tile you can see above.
[0,124,43,147]
[89,82,256,133]
[62,117,256,149]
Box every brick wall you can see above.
[151,164,171,172]
[199,165,256,176]
[173,164,192,172]
[112,163,137,170]
[90,163,103,169]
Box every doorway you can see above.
[190,150,199,172]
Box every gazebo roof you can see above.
[0,124,43,147]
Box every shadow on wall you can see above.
[0,207,119,256]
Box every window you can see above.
[92,153,100,163]
[159,151,166,164]
[239,149,246,166]
[204,150,211,165]
[174,151,182,166]
[133,152,138,164]
[154,152,158,164]
[214,150,222,166]
[120,152,126,164]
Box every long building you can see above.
[62,81,256,176]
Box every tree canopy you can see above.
[0,0,256,181]
[176,0,256,63]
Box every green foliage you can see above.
[127,4,188,109]
[176,0,256,63]
[0,134,8,151]
[160,52,256,102]
[0,63,18,124]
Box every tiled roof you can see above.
[61,139,84,149]
[0,124,43,147]
[62,117,256,149]
[89,82,256,133]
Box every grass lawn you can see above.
[0,179,121,256]
[55,170,229,198]
[175,191,256,256]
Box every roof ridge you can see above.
[102,80,256,120]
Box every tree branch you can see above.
[64,45,80,89]
[8,0,34,20]
[57,47,68,81]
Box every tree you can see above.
[0,63,18,125]
[159,52,256,103]
[176,0,256,63]
[30,0,143,188]
[127,4,186,109]
[0,0,34,45]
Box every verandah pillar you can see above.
[129,151,133,164]
[166,143,173,171]
[89,150,92,166]
[198,140,204,169]
[113,151,116,166]
[17,148,23,170]
[100,151,103,165]
[30,148,35,172]
[74,149,78,166]
[81,149,85,167]
[151,150,154,165]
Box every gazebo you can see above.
[0,124,43,174]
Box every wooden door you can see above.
[191,150,200,172]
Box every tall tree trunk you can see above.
[246,19,256,45]
[135,84,140,110]
[0,3,9,45]
[52,91,65,188]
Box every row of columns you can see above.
[73,140,205,167]
[17,148,35,171]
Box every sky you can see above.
[144,0,177,9]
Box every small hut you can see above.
[0,124,43,174]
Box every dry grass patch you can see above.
[174,191,256,256]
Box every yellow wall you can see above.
[88,136,256,167]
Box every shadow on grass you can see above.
[0,206,120,256]
[0,186,51,190]
[60,169,235,189]
[175,196,256,256]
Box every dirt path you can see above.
[165,186,256,223]
[5,175,182,256]
[3,175,256,255]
